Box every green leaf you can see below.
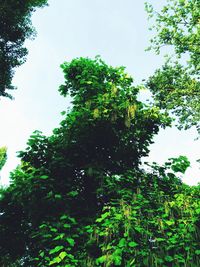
[96,255,107,264]
[61,111,66,115]
[66,237,75,247]
[40,175,49,180]
[49,246,64,255]
[96,212,110,223]
[59,251,67,260]
[195,250,200,255]
[53,234,64,241]
[113,255,122,266]
[68,190,78,197]
[165,220,174,226]
[165,255,173,262]
[128,241,138,248]
[39,223,47,229]
[49,256,61,265]
[115,213,123,220]
[39,251,45,257]
[118,238,126,248]
[63,223,71,228]
[60,215,68,220]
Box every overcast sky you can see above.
[0,0,199,185]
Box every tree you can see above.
[0,0,48,98]
[0,57,199,266]
[146,62,200,131]
[145,0,200,133]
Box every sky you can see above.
[0,0,199,186]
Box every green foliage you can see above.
[0,146,7,171]
[145,0,200,70]
[84,178,200,267]
[32,215,79,266]
[168,155,191,173]
[0,0,48,98]
[145,0,200,133]
[146,62,200,131]
[0,57,199,266]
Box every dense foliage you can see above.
[0,0,48,98]
[0,58,199,266]
[145,0,200,133]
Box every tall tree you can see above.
[145,0,200,133]
[0,57,169,264]
[0,0,48,98]
[0,58,199,266]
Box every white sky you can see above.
[0,0,199,186]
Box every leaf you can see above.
[59,251,67,260]
[53,233,65,240]
[96,212,110,223]
[40,175,48,180]
[49,246,64,255]
[118,238,126,248]
[61,111,66,115]
[50,227,58,233]
[66,237,75,247]
[134,226,143,233]
[128,241,138,248]
[156,237,165,242]
[195,250,200,255]
[69,217,76,224]
[165,255,173,262]
[115,213,123,220]
[39,251,45,257]
[165,220,174,226]
[68,190,78,197]
[39,224,47,229]
[49,256,61,265]
[113,255,122,266]
[96,255,107,264]
[60,215,68,220]
[63,224,71,228]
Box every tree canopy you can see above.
[0,1,199,266]
[0,57,199,266]
[145,0,200,133]
[0,0,48,98]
